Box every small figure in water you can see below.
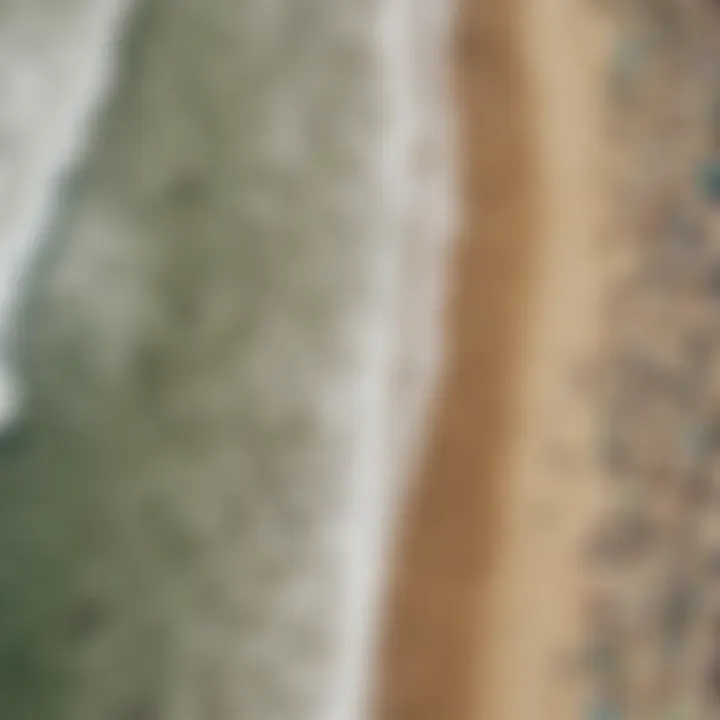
[0,361,20,434]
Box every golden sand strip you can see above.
[377,0,539,718]
[379,1,614,718]
[477,3,612,719]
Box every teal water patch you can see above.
[697,161,720,202]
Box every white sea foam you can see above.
[324,0,457,718]
[0,0,135,430]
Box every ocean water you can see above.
[0,1,456,718]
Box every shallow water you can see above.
[0,1,455,718]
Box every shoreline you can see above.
[377,0,539,717]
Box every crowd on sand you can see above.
[577,1,720,718]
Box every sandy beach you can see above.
[379,1,611,718]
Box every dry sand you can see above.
[479,2,611,718]
[378,1,613,718]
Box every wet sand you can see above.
[378,0,609,718]
[377,0,539,718]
